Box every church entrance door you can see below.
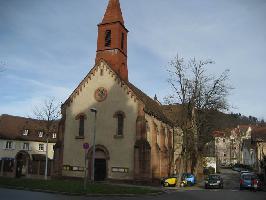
[94,159,106,181]
[88,145,109,181]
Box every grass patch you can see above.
[0,177,160,195]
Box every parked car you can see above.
[181,173,196,186]
[232,164,253,172]
[161,173,196,187]
[240,173,262,191]
[240,170,251,174]
[205,174,223,189]
[161,175,178,187]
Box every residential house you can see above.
[0,114,57,178]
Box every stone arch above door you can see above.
[87,144,110,160]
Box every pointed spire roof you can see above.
[102,0,124,24]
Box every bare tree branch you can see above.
[165,54,233,176]
[33,97,61,137]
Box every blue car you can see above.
[240,173,260,190]
[181,173,196,186]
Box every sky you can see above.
[0,0,265,120]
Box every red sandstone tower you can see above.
[95,0,129,81]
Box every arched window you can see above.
[105,30,111,47]
[79,115,85,137]
[113,111,125,136]
[75,113,87,138]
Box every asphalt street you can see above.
[219,168,240,190]
[1,169,265,200]
[0,188,265,200]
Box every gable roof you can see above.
[0,114,58,142]
[127,83,174,126]
[62,60,176,126]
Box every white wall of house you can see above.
[0,139,55,159]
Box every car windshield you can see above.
[242,174,257,180]
[182,173,193,178]
[209,175,220,180]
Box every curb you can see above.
[0,185,165,197]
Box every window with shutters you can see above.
[23,143,30,151]
[5,141,13,150]
[39,143,44,151]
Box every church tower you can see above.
[95,0,129,81]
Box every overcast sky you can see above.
[0,0,265,120]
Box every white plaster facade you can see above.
[62,63,139,180]
[0,139,55,160]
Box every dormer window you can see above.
[52,133,57,139]
[38,131,43,138]
[23,129,29,136]
[105,30,111,47]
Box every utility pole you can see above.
[45,135,49,180]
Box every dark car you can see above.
[240,173,261,190]
[205,174,223,189]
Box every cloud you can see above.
[0,0,265,119]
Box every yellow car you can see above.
[161,176,178,187]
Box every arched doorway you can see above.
[15,151,30,178]
[87,145,110,181]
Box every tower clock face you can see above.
[94,87,108,102]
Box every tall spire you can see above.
[102,0,124,25]
[96,0,128,81]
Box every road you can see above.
[219,168,240,190]
[1,169,265,200]
[0,188,265,200]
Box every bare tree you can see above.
[33,97,61,180]
[165,54,232,178]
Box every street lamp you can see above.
[44,133,49,180]
[90,108,97,183]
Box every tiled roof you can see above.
[127,83,175,126]
[102,0,124,25]
[0,114,58,142]
[212,131,227,137]
[252,127,266,142]
[161,104,184,126]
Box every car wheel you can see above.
[164,182,169,187]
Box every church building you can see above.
[54,0,183,182]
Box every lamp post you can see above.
[90,108,97,183]
[45,133,49,180]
